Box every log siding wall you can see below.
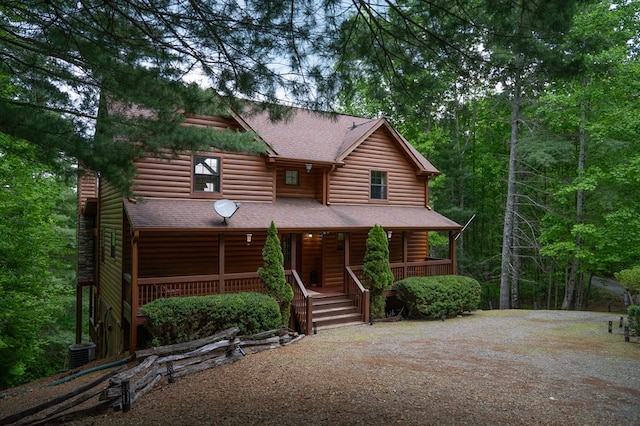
[330,127,427,206]
[98,182,124,322]
[77,174,98,285]
[138,232,219,277]
[132,152,273,201]
[275,167,320,200]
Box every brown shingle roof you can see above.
[240,107,439,174]
[125,198,460,232]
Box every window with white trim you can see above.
[370,170,388,200]
[193,155,220,193]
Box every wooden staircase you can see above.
[311,293,366,331]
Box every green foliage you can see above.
[628,306,640,336]
[257,221,293,326]
[615,267,640,303]
[140,292,281,346]
[394,276,482,320]
[362,225,394,318]
[0,1,343,193]
[0,136,76,389]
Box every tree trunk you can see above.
[500,77,521,309]
[511,210,520,309]
[562,92,587,310]
[546,261,553,310]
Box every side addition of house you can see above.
[76,106,461,358]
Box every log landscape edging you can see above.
[0,327,304,425]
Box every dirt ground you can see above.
[2,310,639,425]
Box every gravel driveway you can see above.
[3,310,639,425]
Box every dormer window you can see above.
[193,155,220,193]
[370,170,388,200]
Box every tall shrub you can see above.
[362,224,394,318]
[257,221,293,326]
[615,266,640,305]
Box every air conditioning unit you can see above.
[68,342,97,369]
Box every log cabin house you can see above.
[76,105,461,358]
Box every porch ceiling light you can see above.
[246,233,252,246]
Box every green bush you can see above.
[615,266,640,303]
[362,225,394,318]
[394,275,482,319]
[628,305,640,336]
[257,221,293,326]
[140,292,281,346]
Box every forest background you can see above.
[1,0,639,389]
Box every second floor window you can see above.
[370,170,388,200]
[194,155,220,193]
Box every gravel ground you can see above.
[2,310,639,425]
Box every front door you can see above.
[321,232,345,289]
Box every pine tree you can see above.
[257,221,293,326]
[362,225,394,318]
[0,1,342,192]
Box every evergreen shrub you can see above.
[140,292,281,346]
[362,224,394,318]
[394,275,482,319]
[257,221,293,326]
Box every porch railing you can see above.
[132,258,452,326]
[349,258,453,283]
[136,272,266,309]
[345,266,370,323]
[288,270,312,335]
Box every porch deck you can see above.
[126,258,454,334]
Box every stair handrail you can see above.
[345,266,370,324]
[289,269,313,335]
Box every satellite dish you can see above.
[214,199,240,225]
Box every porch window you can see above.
[285,170,299,185]
[370,170,388,200]
[193,155,220,193]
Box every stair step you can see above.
[313,300,353,311]
[313,305,358,318]
[313,312,363,327]
[312,298,353,309]
[316,321,368,331]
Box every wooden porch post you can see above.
[403,231,408,280]
[219,233,225,293]
[344,232,350,293]
[130,230,139,356]
[449,230,458,275]
[291,233,298,272]
[75,282,82,344]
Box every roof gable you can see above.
[335,118,439,175]
[238,106,439,174]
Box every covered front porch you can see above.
[121,198,461,353]
[123,229,457,348]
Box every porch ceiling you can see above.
[124,198,461,232]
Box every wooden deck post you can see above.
[403,231,408,280]
[75,282,83,344]
[449,230,458,275]
[131,230,139,356]
[344,232,350,293]
[219,233,225,293]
